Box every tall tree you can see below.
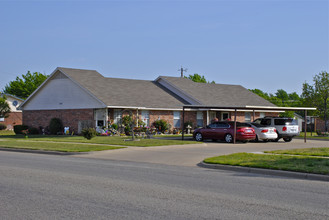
[0,95,11,119]
[302,71,329,131]
[3,71,48,99]
[250,88,302,118]
[185,74,215,83]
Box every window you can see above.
[0,117,4,122]
[221,112,229,121]
[245,112,251,122]
[173,111,181,128]
[113,109,122,124]
[197,111,203,127]
[260,112,266,118]
[141,110,150,127]
[97,120,104,127]
[217,122,230,128]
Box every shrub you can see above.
[124,125,131,135]
[153,119,168,133]
[49,118,63,135]
[111,123,118,130]
[122,115,133,126]
[0,123,6,130]
[14,125,29,134]
[28,127,39,135]
[81,128,97,140]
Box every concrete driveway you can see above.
[73,138,329,166]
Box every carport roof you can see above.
[182,105,317,111]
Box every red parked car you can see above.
[193,121,256,143]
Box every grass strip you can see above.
[204,153,329,175]
[265,148,329,157]
[0,140,124,152]
[0,134,196,146]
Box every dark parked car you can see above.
[193,121,256,143]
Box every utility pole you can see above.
[178,66,187,78]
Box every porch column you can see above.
[234,109,237,144]
[253,110,255,121]
[206,110,209,125]
[136,109,139,127]
[182,107,185,140]
[304,110,307,143]
[105,108,109,128]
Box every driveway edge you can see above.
[198,161,329,181]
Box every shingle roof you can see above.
[54,67,276,109]
[58,67,187,109]
[158,76,277,107]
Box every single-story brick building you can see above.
[19,67,280,133]
[1,94,23,130]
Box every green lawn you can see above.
[0,140,124,152]
[0,130,15,136]
[298,132,329,140]
[0,131,196,147]
[265,148,329,157]
[204,152,329,175]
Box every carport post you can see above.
[304,110,307,143]
[233,109,237,144]
[253,110,255,121]
[182,107,185,140]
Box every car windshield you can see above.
[274,118,297,125]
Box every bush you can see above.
[49,118,63,135]
[111,123,118,130]
[81,128,97,140]
[0,123,6,130]
[153,119,168,133]
[14,125,29,134]
[124,125,131,135]
[122,115,133,126]
[28,127,39,135]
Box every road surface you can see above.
[0,150,328,219]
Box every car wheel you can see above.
[263,139,269,142]
[283,137,292,142]
[195,133,203,141]
[225,134,233,143]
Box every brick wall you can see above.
[315,118,328,132]
[23,109,94,133]
[1,112,22,130]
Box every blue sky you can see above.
[0,0,328,95]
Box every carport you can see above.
[182,105,316,143]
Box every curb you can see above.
[198,161,329,182]
[0,147,86,156]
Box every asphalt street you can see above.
[0,150,328,220]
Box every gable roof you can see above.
[156,76,277,107]
[58,67,187,109]
[20,67,277,110]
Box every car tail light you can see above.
[282,127,287,131]
[274,129,277,132]
[261,129,268,133]
[237,128,254,134]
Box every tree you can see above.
[302,71,329,131]
[0,95,11,119]
[185,74,215,83]
[250,88,302,118]
[3,71,48,99]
